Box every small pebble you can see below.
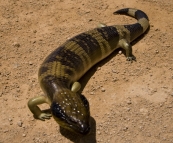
[127,100,132,104]
[119,51,122,54]
[4,129,9,133]
[126,108,131,111]
[33,30,37,33]
[171,92,173,96]
[90,92,94,95]
[29,61,33,65]
[22,134,26,137]
[140,108,148,115]
[123,126,128,131]
[101,88,105,92]
[85,10,90,14]
[112,69,117,73]
[97,67,101,70]
[167,105,172,108]
[13,42,20,47]
[17,121,23,127]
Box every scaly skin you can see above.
[28,8,149,135]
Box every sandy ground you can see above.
[0,0,173,142]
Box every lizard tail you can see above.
[114,8,149,41]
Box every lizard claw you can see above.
[126,56,136,62]
[37,113,52,121]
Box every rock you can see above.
[13,42,20,47]
[171,92,173,96]
[119,51,122,54]
[17,121,23,127]
[101,88,105,92]
[90,92,94,95]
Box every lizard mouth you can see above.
[52,114,90,135]
[79,124,90,135]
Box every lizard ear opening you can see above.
[51,102,66,120]
[71,82,81,93]
[80,94,89,110]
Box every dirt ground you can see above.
[0,0,173,142]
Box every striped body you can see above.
[39,9,149,94]
[39,26,120,92]
[29,8,149,135]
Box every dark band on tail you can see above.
[135,10,149,20]
[114,8,149,20]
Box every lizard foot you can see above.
[126,56,136,62]
[35,113,52,121]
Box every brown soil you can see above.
[0,0,173,143]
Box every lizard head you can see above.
[50,89,90,135]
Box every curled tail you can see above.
[114,8,149,41]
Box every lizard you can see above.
[28,8,149,135]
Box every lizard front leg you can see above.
[28,95,52,121]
